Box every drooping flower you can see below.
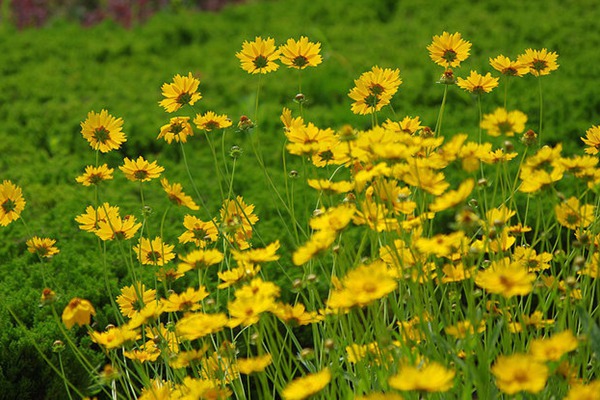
[0,180,26,227]
[236,354,273,374]
[133,237,176,266]
[193,111,232,132]
[26,236,59,258]
[116,283,157,318]
[427,32,471,68]
[236,36,281,74]
[157,116,194,144]
[178,215,219,247]
[555,196,595,230]
[159,72,202,113]
[457,71,499,94]
[428,178,474,212]
[491,353,549,394]
[75,164,114,186]
[62,298,96,329]
[348,66,402,115]
[119,156,165,182]
[279,36,322,69]
[388,362,455,392]
[160,178,199,210]
[517,48,559,76]
[80,110,127,153]
[529,330,579,361]
[162,286,209,313]
[178,248,224,274]
[480,108,528,137]
[489,55,530,76]
[219,196,259,250]
[175,312,229,341]
[281,368,331,400]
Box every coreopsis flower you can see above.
[272,302,322,326]
[236,36,280,74]
[582,125,600,155]
[564,380,600,400]
[348,66,402,115]
[193,111,232,132]
[231,241,280,264]
[157,116,194,144]
[173,377,231,400]
[80,110,126,153]
[26,236,59,258]
[217,263,261,289]
[0,180,26,227]
[116,283,157,318]
[134,237,175,266]
[513,246,552,272]
[480,108,528,137]
[442,263,475,283]
[415,231,468,259]
[352,199,398,232]
[292,230,336,266]
[429,178,474,212]
[388,362,455,392]
[427,31,471,68]
[175,312,229,341]
[519,167,563,193]
[96,212,142,241]
[160,178,199,210]
[128,301,164,329]
[178,215,219,247]
[309,204,356,232]
[120,156,164,182]
[281,368,331,400]
[491,353,549,394]
[138,380,174,400]
[236,354,272,374]
[529,330,579,361]
[517,48,559,76]
[444,320,485,339]
[489,55,530,76]
[178,248,224,274]
[286,122,336,156]
[123,342,161,363]
[279,36,322,69]
[555,197,595,230]
[40,288,57,305]
[159,72,202,113]
[327,260,398,310]
[162,286,209,313]
[383,116,424,134]
[90,324,138,350]
[402,166,449,195]
[228,278,280,327]
[456,71,499,94]
[307,179,355,194]
[219,196,259,250]
[355,393,404,400]
[475,261,535,297]
[62,298,96,329]
[482,148,519,164]
[76,164,114,186]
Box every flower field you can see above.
[1,0,600,399]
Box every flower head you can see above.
[582,125,600,155]
[134,237,175,266]
[492,353,549,394]
[517,48,559,76]
[76,164,114,186]
[80,110,126,153]
[0,180,26,227]
[119,156,164,182]
[236,354,273,374]
[555,197,595,230]
[388,362,455,392]
[62,298,96,329]
[281,368,331,400]
[26,236,59,258]
[157,116,194,144]
[529,330,579,361]
[489,55,530,76]
[348,66,402,115]
[475,260,535,297]
[279,36,322,69]
[457,71,499,94]
[116,283,157,318]
[236,37,280,74]
[159,72,202,112]
[427,32,471,68]
[481,108,528,137]
[161,178,199,210]
[193,111,232,132]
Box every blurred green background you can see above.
[1,0,600,397]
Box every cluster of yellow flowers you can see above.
[4,32,600,399]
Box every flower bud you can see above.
[288,170,299,179]
[237,115,254,132]
[40,288,57,306]
[439,69,456,85]
[52,340,65,353]
[521,129,538,146]
[294,93,306,103]
[230,145,243,159]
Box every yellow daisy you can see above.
[160,178,199,210]
[279,36,322,69]
[427,31,471,68]
[456,71,499,94]
[281,368,331,400]
[489,55,530,76]
[80,109,126,153]
[348,66,402,115]
[26,236,59,258]
[480,108,528,137]
[0,180,26,227]
[193,111,232,132]
[159,72,202,113]
[236,36,280,74]
[517,48,559,76]
[119,156,164,182]
[75,164,114,186]
[157,116,194,144]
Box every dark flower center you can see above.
[442,49,457,63]
[253,55,268,69]
[146,251,162,263]
[204,121,220,131]
[177,92,193,105]
[497,121,514,134]
[369,84,385,96]
[134,170,149,180]
[293,55,309,67]
[365,94,380,108]
[532,59,548,71]
[1,199,17,213]
[93,126,110,143]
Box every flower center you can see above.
[177,92,193,105]
[365,94,380,108]
[134,170,149,180]
[93,126,110,143]
[442,49,457,63]
[532,59,548,72]
[293,55,309,67]
[1,199,17,213]
[369,84,385,96]
[146,251,162,263]
[253,55,268,69]
[204,120,220,131]
[497,121,514,134]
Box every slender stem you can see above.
[434,84,449,137]
[538,77,543,144]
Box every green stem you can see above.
[435,84,449,137]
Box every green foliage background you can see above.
[1,0,600,397]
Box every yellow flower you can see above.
[228,278,280,327]
[292,230,337,266]
[388,362,455,392]
[75,164,114,186]
[517,48,559,76]
[236,36,280,74]
[26,236,59,258]
[444,320,485,339]
[480,108,528,137]
[80,109,126,152]
[175,312,229,341]
[160,178,199,210]
[402,165,449,196]
[193,111,232,132]
[279,36,322,69]
[236,354,272,374]
[555,196,595,230]
[489,55,529,76]
[138,380,173,400]
[307,179,355,194]
[219,196,259,250]
[178,215,219,247]
[96,212,142,241]
[62,298,96,329]
[475,260,535,297]
[178,248,224,273]
[348,66,402,115]
[286,122,336,156]
[457,70,499,94]
[309,204,356,232]
[491,353,548,394]
[529,330,579,361]
[513,246,552,272]
[355,393,404,400]
[428,179,474,212]
[133,237,175,266]
[162,286,209,313]
[0,180,26,227]
[271,302,322,326]
[159,72,202,113]
[217,263,261,289]
[231,241,280,264]
[90,324,138,350]
[564,380,600,400]
[383,116,423,134]
[281,368,331,400]
[157,116,194,144]
[442,263,474,283]
[116,283,157,318]
[427,31,471,68]
[582,125,600,155]
[123,342,160,363]
[119,156,164,182]
[415,231,467,259]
